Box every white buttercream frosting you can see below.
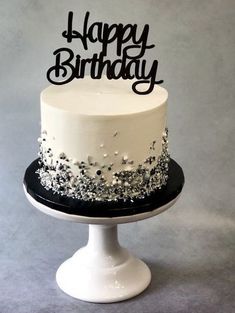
[41,76,168,115]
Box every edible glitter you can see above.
[36,128,170,202]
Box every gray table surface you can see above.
[0,1,234,312]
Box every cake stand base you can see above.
[56,224,151,303]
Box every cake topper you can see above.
[47,12,163,95]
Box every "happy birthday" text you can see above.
[47,12,163,95]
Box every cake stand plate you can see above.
[23,158,184,303]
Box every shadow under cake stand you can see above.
[23,158,184,303]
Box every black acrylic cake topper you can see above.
[47,11,164,95]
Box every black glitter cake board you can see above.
[23,158,184,218]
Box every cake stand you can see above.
[23,158,184,303]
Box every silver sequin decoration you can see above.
[36,128,170,202]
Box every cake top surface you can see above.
[41,76,168,116]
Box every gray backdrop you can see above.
[0,1,234,312]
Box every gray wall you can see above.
[0,1,234,312]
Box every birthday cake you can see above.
[36,76,169,202]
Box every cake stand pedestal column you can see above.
[56,224,151,302]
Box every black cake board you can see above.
[23,158,184,218]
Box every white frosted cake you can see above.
[37,77,170,202]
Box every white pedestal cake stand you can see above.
[23,158,184,303]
